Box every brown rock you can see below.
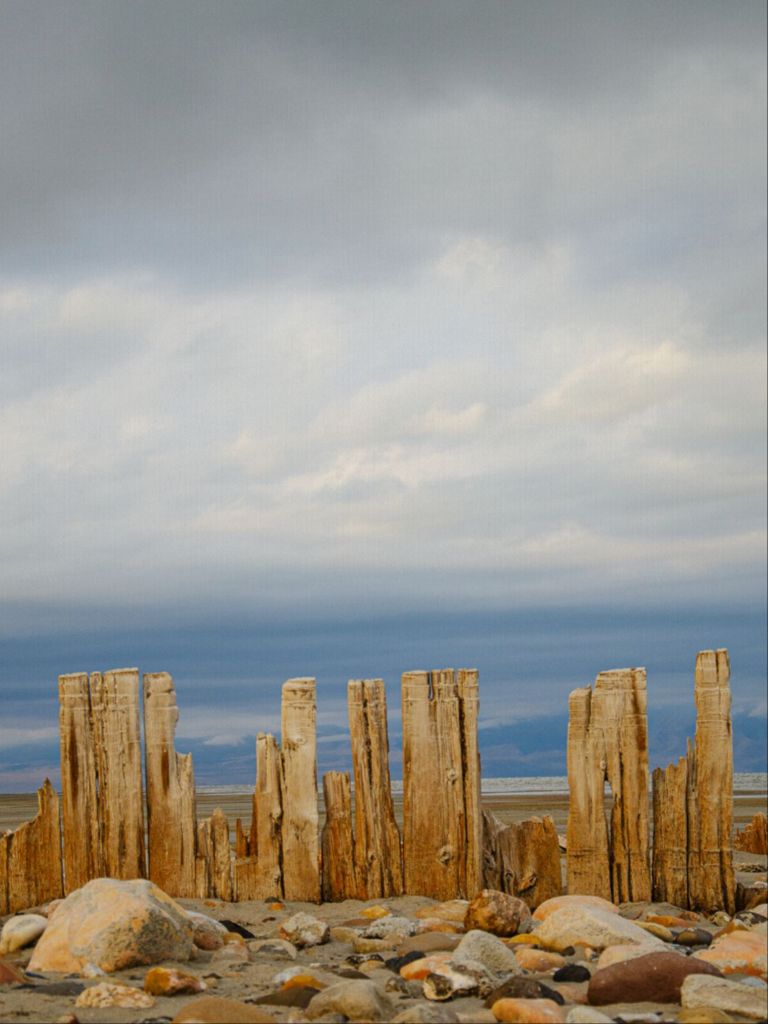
[172,995,277,1023]
[144,966,207,995]
[491,997,565,1022]
[465,889,532,936]
[514,948,565,972]
[0,957,27,984]
[415,899,469,922]
[398,932,461,955]
[587,950,723,1004]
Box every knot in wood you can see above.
[446,768,458,783]
[437,844,454,865]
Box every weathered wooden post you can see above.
[0,780,63,913]
[321,771,357,900]
[651,756,689,907]
[458,668,483,897]
[90,669,146,879]
[566,668,650,903]
[235,732,284,900]
[280,678,321,901]
[143,672,198,897]
[58,672,102,892]
[348,678,402,898]
[402,668,482,900]
[687,649,735,913]
[482,810,562,908]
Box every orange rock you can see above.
[514,948,565,972]
[693,928,767,978]
[267,902,284,911]
[400,952,454,980]
[552,981,588,1004]
[360,905,391,919]
[465,890,531,936]
[504,933,542,946]
[532,895,618,922]
[223,932,247,946]
[144,967,206,996]
[646,914,691,928]
[415,900,469,923]
[0,958,27,984]
[491,996,565,1022]
[281,973,327,991]
[415,917,465,934]
[597,943,662,970]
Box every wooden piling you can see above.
[321,771,357,900]
[90,669,146,879]
[482,810,562,908]
[651,756,689,907]
[235,732,284,900]
[3,780,63,913]
[281,679,320,901]
[58,672,102,892]
[143,672,198,897]
[402,668,481,899]
[348,679,402,899]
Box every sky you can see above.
[1,1,766,790]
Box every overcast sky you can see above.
[0,2,765,783]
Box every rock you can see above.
[254,986,318,1008]
[416,900,470,923]
[587,950,723,1004]
[248,938,298,960]
[187,911,227,951]
[484,977,564,1006]
[305,978,395,1021]
[392,1005,460,1022]
[551,981,588,1004]
[361,915,417,938]
[398,932,462,955]
[465,890,532,936]
[172,995,278,1022]
[329,925,360,943]
[677,1008,734,1023]
[491,997,565,1022]
[681,973,768,1020]
[533,895,618,921]
[535,904,665,953]
[361,904,392,919]
[0,913,48,953]
[415,917,466,934]
[279,912,329,948]
[677,927,714,946]
[596,942,664,970]
[423,961,489,1000]
[352,934,401,953]
[74,982,155,1008]
[144,966,207,995]
[693,927,767,978]
[565,1008,613,1023]
[0,957,27,984]
[515,948,565,972]
[28,878,194,974]
[635,920,674,941]
[553,964,590,982]
[401,953,454,980]
[386,951,426,973]
[453,929,522,974]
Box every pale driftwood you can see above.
[209,808,233,901]
[195,819,211,899]
[235,818,250,858]
[236,732,284,901]
[143,672,198,897]
[687,649,735,913]
[58,672,102,892]
[348,679,402,899]
[402,668,481,900]
[566,668,651,903]
[735,813,768,855]
[482,809,561,908]
[0,829,7,914]
[90,669,146,879]
[280,679,320,902]
[652,756,689,907]
[4,780,63,913]
[321,771,357,901]
[458,668,482,898]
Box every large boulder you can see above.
[587,951,723,1005]
[28,877,194,974]
[534,904,665,953]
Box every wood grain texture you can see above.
[652,756,689,907]
[90,669,146,879]
[321,771,357,900]
[4,780,63,913]
[348,679,402,899]
[482,810,561,908]
[58,672,102,892]
[236,732,284,900]
[143,672,198,897]
[281,679,320,902]
[734,813,768,855]
[458,669,482,898]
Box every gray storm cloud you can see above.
[0,0,765,624]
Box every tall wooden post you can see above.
[321,771,357,900]
[348,679,402,898]
[235,732,284,900]
[458,668,482,897]
[281,678,320,901]
[402,668,481,900]
[91,669,146,879]
[143,672,198,897]
[58,672,102,892]
[652,756,688,907]
[3,780,63,913]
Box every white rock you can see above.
[452,929,522,975]
[681,973,768,1020]
[362,915,417,938]
[535,904,666,953]
[566,1008,613,1024]
[305,979,395,1021]
[279,911,330,948]
[0,913,47,954]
